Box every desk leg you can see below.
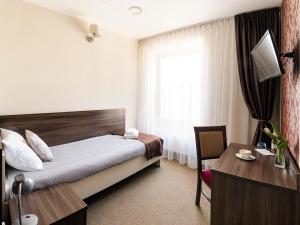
[211,171,296,225]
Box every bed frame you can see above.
[0,109,161,222]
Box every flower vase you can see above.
[274,148,286,169]
[271,140,277,151]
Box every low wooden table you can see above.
[9,184,87,225]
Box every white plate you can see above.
[235,153,256,161]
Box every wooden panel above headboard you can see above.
[0,109,125,146]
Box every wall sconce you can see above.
[87,24,100,42]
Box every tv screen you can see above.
[251,30,284,82]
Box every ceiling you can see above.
[23,0,282,39]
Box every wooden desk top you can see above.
[212,143,299,192]
[9,184,87,225]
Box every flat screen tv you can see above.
[251,30,284,82]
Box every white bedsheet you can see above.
[7,135,145,193]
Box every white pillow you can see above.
[25,130,53,161]
[2,136,43,171]
[0,128,26,143]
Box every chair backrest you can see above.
[194,126,227,169]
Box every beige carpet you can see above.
[86,159,210,225]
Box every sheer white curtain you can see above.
[138,18,250,168]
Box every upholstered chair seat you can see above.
[200,170,212,188]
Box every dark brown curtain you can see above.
[234,8,281,147]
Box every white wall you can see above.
[0,0,139,127]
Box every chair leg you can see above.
[195,176,202,206]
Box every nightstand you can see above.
[9,184,87,225]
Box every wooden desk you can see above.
[211,143,299,225]
[9,184,87,225]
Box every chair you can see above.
[193,126,227,206]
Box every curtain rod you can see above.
[140,16,234,41]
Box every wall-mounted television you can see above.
[251,30,285,82]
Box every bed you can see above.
[0,109,162,221]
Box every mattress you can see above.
[6,135,146,194]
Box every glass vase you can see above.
[274,148,286,169]
[271,140,277,151]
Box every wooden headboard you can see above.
[0,108,125,146]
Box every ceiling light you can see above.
[129,6,142,15]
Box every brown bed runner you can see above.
[138,133,163,160]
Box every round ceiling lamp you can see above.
[129,6,143,15]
